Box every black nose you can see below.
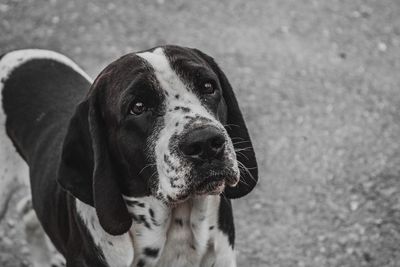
[179,127,226,162]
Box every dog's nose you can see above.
[179,127,226,162]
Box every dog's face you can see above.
[58,45,257,235]
[101,47,240,204]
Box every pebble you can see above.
[21,246,30,255]
[51,16,60,24]
[0,4,9,13]
[378,42,387,52]
[253,202,262,210]
[21,260,31,267]
[7,219,15,228]
[2,237,13,247]
[350,201,359,211]
[280,25,289,34]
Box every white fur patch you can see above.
[124,196,170,266]
[75,199,134,266]
[0,49,93,83]
[200,230,237,267]
[157,195,218,267]
[123,194,234,267]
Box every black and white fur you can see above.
[0,46,258,267]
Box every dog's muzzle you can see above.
[178,125,236,194]
[179,126,226,163]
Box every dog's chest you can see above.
[77,196,220,267]
[127,196,220,267]
[156,201,210,267]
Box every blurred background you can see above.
[1,0,400,266]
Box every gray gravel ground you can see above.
[1,0,400,266]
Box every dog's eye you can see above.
[201,82,215,94]
[129,101,147,115]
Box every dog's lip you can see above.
[225,175,240,187]
[196,171,238,188]
[166,193,191,207]
[167,171,239,204]
[195,179,225,195]
[167,177,226,205]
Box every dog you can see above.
[0,45,258,267]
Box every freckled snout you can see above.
[179,126,226,163]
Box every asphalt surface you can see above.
[1,0,400,266]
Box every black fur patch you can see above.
[175,218,183,226]
[149,208,154,218]
[148,208,160,226]
[163,154,177,172]
[126,199,145,207]
[144,247,160,258]
[140,215,151,229]
[132,214,151,229]
[174,106,190,113]
[184,115,195,120]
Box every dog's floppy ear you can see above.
[193,49,258,198]
[58,78,132,235]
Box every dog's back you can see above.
[0,49,92,255]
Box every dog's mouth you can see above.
[194,171,239,195]
[195,177,225,195]
[168,171,239,205]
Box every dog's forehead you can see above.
[136,48,171,76]
[137,46,202,70]
[101,54,152,93]
[135,47,205,92]
[135,48,181,94]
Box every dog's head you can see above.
[58,45,258,235]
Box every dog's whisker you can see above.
[238,178,250,187]
[237,160,257,184]
[232,140,252,145]
[149,171,158,180]
[220,191,227,199]
[235,151,249,161]
[244,166,257,170]
[234,147,253,152]
[231,136,245,140]
[138,163,157,175]
[223,124,241,129]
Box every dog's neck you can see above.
[76,195,220,267]
[125,195,220,266]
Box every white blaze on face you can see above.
[137,48,238,202]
